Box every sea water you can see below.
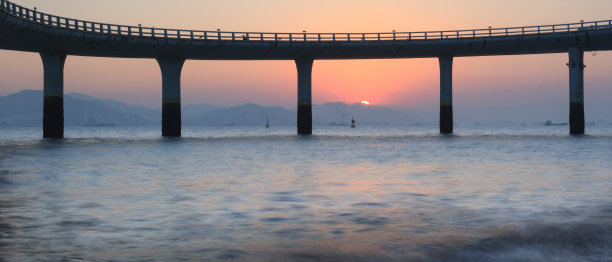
[0,125,611,261]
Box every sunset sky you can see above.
[1,0,611,122]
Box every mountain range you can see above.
[0,90,424,127]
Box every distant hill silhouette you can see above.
[0,90,155,126]
[0,90,424,127]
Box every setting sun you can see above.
[361,101,370,105]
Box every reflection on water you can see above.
[0,126,611,261]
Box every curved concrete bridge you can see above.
[1,0,612,137]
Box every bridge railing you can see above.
[2,0,612,42]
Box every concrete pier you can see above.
[157,58,185,137]
[40,53,67,138]
[439,56,453,134]
[568,47,585,135]
[296,59,313,135]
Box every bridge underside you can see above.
[0,9,608,137]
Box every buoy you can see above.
[351,118,355,128]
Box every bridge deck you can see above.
[1,0,612,59]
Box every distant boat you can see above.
[544,120,567,126]
[266,119,269,128]
[351,118,355,128]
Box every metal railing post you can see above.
[164,29,168,38]
[424,32,427,40]
[289,34,292,42]
[377,33,380,41]
[274,33,278,41]
[232,32,235,40]
[332,33,335,41]
[204,31,207,40]
[318,33,321,41]
[347,33,350,41]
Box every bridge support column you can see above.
[296,58,313,135]
[40,53,67,138]
[157,58,185,137]
[439,56,453,134]
[568,47,585,135]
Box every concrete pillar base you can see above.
[43,96,63,138]
[297,104,312,135]
[570,102,585,135]
[440,104,453,134]
[162,102,181,137]
[40,53,67,138]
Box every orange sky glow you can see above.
[1,0,611,122]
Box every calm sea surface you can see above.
[0,125,611,261]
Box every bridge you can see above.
[1,0,612,137]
